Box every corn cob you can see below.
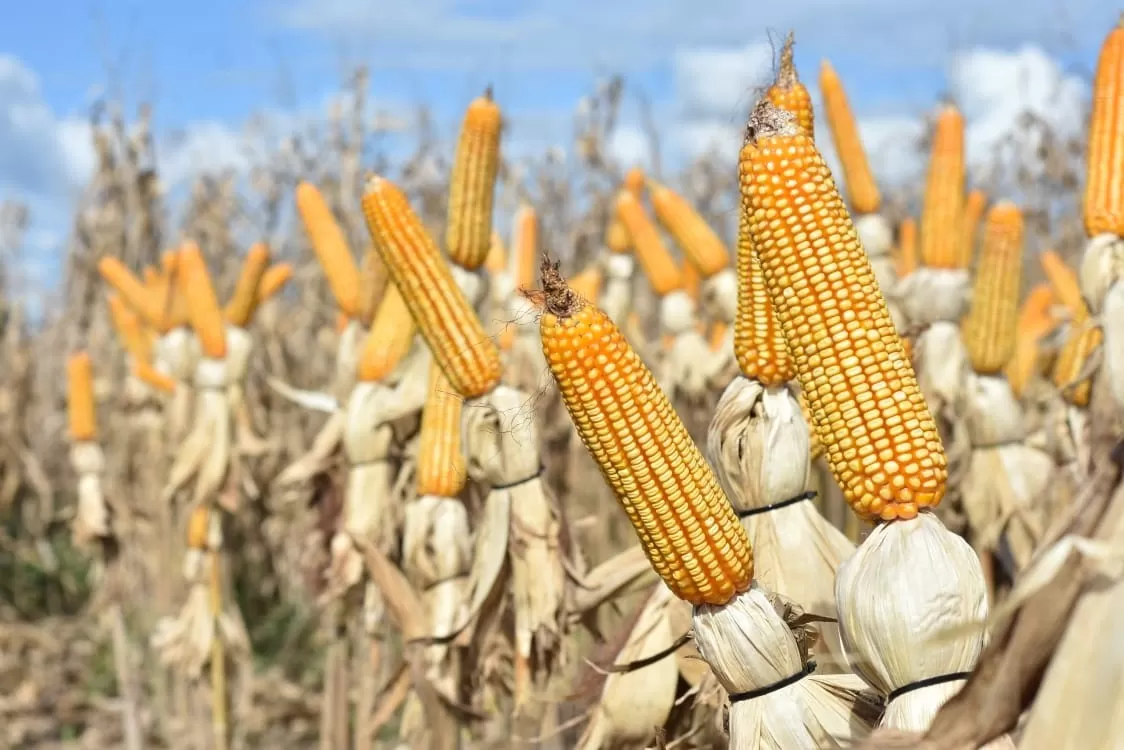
[225,242,271,326]
[615,191,682,295]
[97,257,165,328]
[682,257,700,300]
[740,101,946,521]
[485,230,507,275]
[895,217,918,278]
[1040,250,1087,317]
[649,180,730,277]
[959,189,988,269]
[512,203,538,291]
[107,295,154,363]
[257,263,293,305]
[797,389,825,459]
[624,167,646,196]
[538,262,752,605]
[1084,15,1124,237]
[919,105,966,269]
[186,504,211,550]
[362,175,503,399]
[161,249,178,275]
[446,88,503,270]
[357,244,389,328]
[766,31,814,138]
[143,266,160,286]
[149,260,189,332]
[177,242,228,359]
[1053,324,1102,407]
[733,212,794,386]
[708,321,729,352]
[295,181,361,317]
[67,353,97,442]
[1007,284,1058,397]
[819,59,880,214]
[356,283,417,383]
[417,359,467,498]
[134,361,178,394]
[961,202,1024,374]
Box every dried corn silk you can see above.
[601,254,635,325]
[708,378,853,671]
[835,511,988,732]
[70,441,110,545]
[506,293,550,393]
[163,356,233,509]
[693,584,880,749]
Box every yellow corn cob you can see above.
[733,211,794,386]
[257,263,293,306]
[569,265,603,302]
[1053,324,1102,407]
[605,211,631,253]
[362,175,503,399]
[649,180,730,277]
[67,353,96,442]
[225,242,271,326]
[417,359,467,497]
[485,230,507,275]
[708,321,729,353]
[766,32,814,138]
[1006,284,1059,397]
[134,361,177,394]
[624,167,646,196]
[615,191,682,295]
[295,181,361,317]
[961,202,1024,374]
[335,311,349,335]
[356,283,417,382]
[149,258,188,332]
[740,101,947,521]
[959,189,987,269]
[819,59,880,213]
[446,88,503,271]
[797,390,825,460]
[512,203,538,292]
[919,105,966,269]
[143,267,160,286]
[1040,250,1086,319]
[896,216,918,278]
[1084,16,1124,237]
[97,257,165,328]
[187,504,211,550]
[161,249,178,275]
[682,257,700,301]
[538,262,753,605]
[178,242,228,359]
[107,295,155,364]
[357,244,389,329]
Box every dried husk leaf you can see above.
[162,356,232,508]
[914,322,971,417]
[70,441,110,545]
[1078,232,1124,315]
[856,214,893,259]
[1102,281,1124,410]
[835,512,988,732]
[601,254,635,325]
[693,584,881,749]
[895,269,971,326]
[274,410,345,488]
[701,267,737,324]
[334,319,365,400]
[154,327,199,442]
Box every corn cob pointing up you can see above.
[819,59,880,214]
[961,202,1024,374]
[766,31,815,139]
[446,87,503,271]
[919,105,967,269]
[740,100,947,521]
[733,212,794,386]
[1084,15,1124,237]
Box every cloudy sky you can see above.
[0,0,1115,294]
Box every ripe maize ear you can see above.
[357,283,417,382]
[417,359,467,497]
[161,249,178,275]
[649,180,730,277]
[740,101,947,521]
[1006,284,1058,397]
[896,216,918,278]
[485,230,507,275]
[733,211,794,386]
[797,389,825,460]
[682,257,700,301]
[67,353,96,441]
[362,175,503,399]
[257,263,293,306]
[1040,250,1087,318]
[1084,16,1124,237]
[357,244,388,329]
[295,181,361,317]
[512,203,538,291]
[623,167,645,196]
[225,242,271,327]
[107,295,154,363]
[1053,324,1102,407]
[919,105,966,269]
[538,262,753,605]
[134,361,177,394]
[615,191,682,295]
[708,321,729,352]
[960,189,988,269]
[961,201,1024,374]
[819,59,880,213]
[766,32,815,138]
[446,88,502,270]
[149,260,188,332]
[97,257,165,329]
[186,504,211,550]
[177,242,228,359]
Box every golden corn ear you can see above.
[624,167,646,196]
[187,504,210,550]
[733,211,794,386]
[615,191,682,295]
[417,359,467,497]
[362,175,503,399]
[484,230,507,275]
[1040,250,1086,317]
[537,263,752,605]
[107,295,154,363]
[649,180,730,277]
[357,283,417,382]
[512,203,538,291]
[708,321,729,353]
[766,32,814,138]
[605,212,631,253]
[134,361,177,394]
[682,257,700,300]
[257,263,293,306]
[1053,324,1102,407]
[295,181,361,317]
[1007,284,1058,397]
[446,88,502,270]
[1084,16,1124,237]
[161,249,178,275]
[960,189,987,269]
[819,59,880,214]
[919,105,966,269]
[178,243,228,359]
[357,245,389,328]
[740,101,947,521]
[797,390,825,459]
[67,353,97,442]
[896,216,918,277]
[149,262,188,332]
[961,202,1024,374]
[143,266,159,286]
[97,257,165,328]
[225,242,271,326]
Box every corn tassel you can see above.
[178,243,228,359]
[362,175,503,399]
[733,212,794,386]
[615,191,682,295]
[1084,15,1124,237]
[766,32,814,138]
[961,202,1024,374]
[224,242,271,326]
[959,189,987,269]
[919,105,966,269]
[446,88,503,270]
[67,353,97,442]
[740,101,947,521]
[819,59,880,213]
[537,262,752,606]
[295,181,361,317]
[356,283,417,383]
[416,360,467,498]
[648,180,730,277]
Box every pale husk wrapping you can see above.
[895,268,971,327]
[701,267,738,324]
[707,377,852,671]
[835,511,989,733]
[333,319,364,400]
[154,327,199,442]
[913,321,971,417]
[1078,232,1124,316]
[70,441,111,545]
[692,584,881,749]
[576,584,680,750]
[601,254,635,325]
[1102,282,1124,410]
[855,214,892,259]
[163,356,232,508]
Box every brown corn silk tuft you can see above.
[537,260,752,605]
[446,88,503,270]
[819,59,880,213]
[919,105,967,269]
[961,202,1024,374]
[739,100,947,521]
[1084,15,1124,237]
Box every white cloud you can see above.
[607,124,651,170]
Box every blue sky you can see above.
[0,0,1117,301]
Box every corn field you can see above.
[2,16,1124,750]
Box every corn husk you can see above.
[601,254,635,325]
[1078,232,1124,315]
[913,321,971,417]
[70,441,111,546]
[701,267,738,324]
[895,268,972,327]
[575,584,680,750]
[659,291,725,411]
[708,377,853,671]
[154,327,200,442]
[1101,281,1124,410]
[693,584,881,749]
[855,214,893,259]
[333,319,365,400]
[163,356,233,509]
[835,511,989,733]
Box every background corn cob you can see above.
[615,191,683,295]
[356,284,417,383]
[1084,16,1124,237]
[959,189,988,269]
[296,181,361,317]
[416,359,467,498]
[819,59,880,214]
[919,105,966,269]
[178,243,228,359]
[107,295,155,364]
[1006,284,1059,397]
[67,353,97,442]
[224,242,271,327]
[98,257,166,329]
[648,180,730,277]
[961,202,1024,374]
[1040,250,1087,316]
[896,216,918,277]
[1053,322,1102,407]
[446,88,503,270]
[733,213,794,386]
